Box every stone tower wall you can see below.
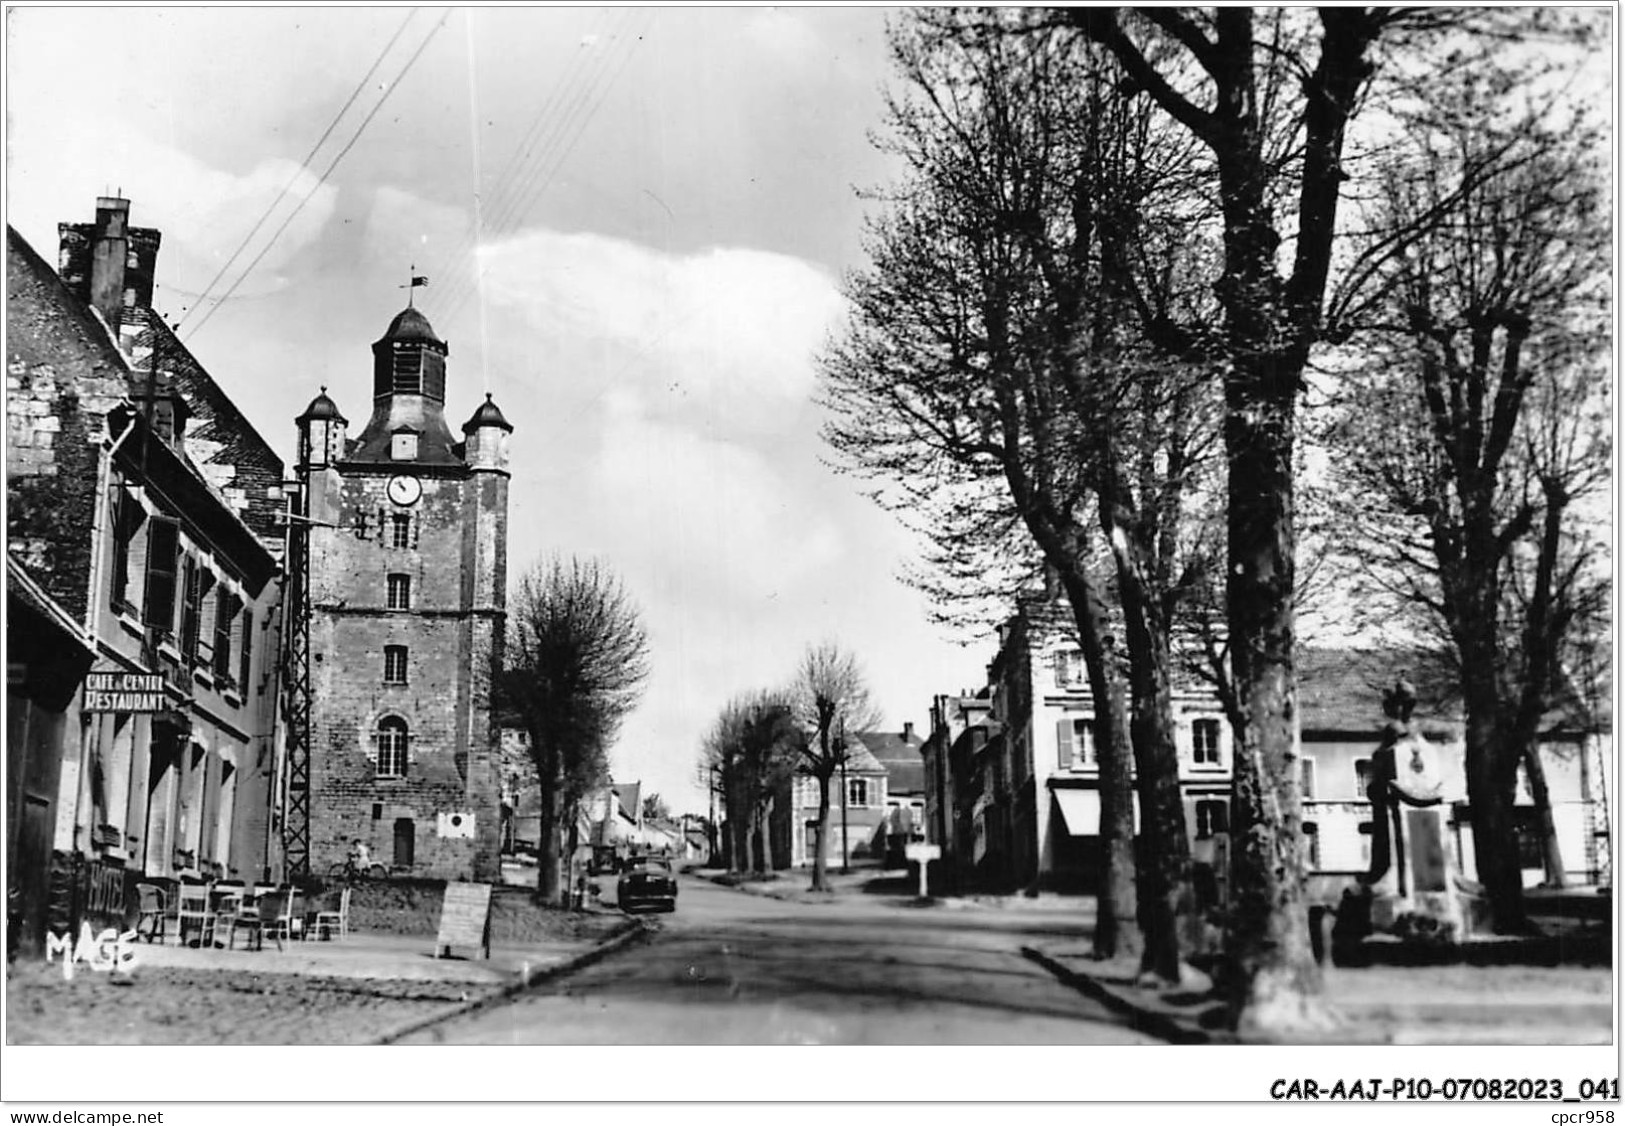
[305,468,505,880]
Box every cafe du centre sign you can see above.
[82,671,167,713]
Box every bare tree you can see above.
[1322,103,1611,924]
[701,690,801,876]
[823,10,1233,973]
[503,555,651,906]
[790,642,883,892]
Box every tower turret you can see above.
[295,387,348,469]
[461,393,513,472]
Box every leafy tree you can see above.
[503,555,650,906]
[790,642,882,891]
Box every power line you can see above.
[438,11,652,324]
[430,9,643,317]
[175,9,420,334]
[185,8,454,343]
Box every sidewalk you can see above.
[5,916,644,1045]
[694,866,1093,912]
[1024,943,1613,1045]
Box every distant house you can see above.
[787,739,891,868]
[858,724,928,866]
[921,691,995,889]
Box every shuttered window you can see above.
[239,608,254,692]
[1056,718,1094,770]
[213,590,240,683]
[142,517,180,631]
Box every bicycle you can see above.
[327,857,388,882]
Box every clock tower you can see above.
[293,305,511,881]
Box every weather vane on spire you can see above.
[402,266,429,307]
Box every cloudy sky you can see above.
[6,7,993,814]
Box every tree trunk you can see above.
[536,748,561,904]
[1462,703,1528,931]
[1221,358,1327,1034]
[1059,572,1141,962]
[1119,576,1193,986]
[750,801,768,876]
[730,793,751,879]
[812,776,833,891]
[1522,743,1567,888]
[562,799,581,910]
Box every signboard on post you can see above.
[82,672,165,713]
[905,842,941,899]
[435,881,492,960]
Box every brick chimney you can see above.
[903,721,916,743]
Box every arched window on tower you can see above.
[376,717,409,777]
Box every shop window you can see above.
[376,717,409,777]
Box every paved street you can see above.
[399,873,1160,1044]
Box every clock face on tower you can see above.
[386,474,422,507]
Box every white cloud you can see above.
[476,228,845,432]
[586,393,844,605]
[8,117,337,303]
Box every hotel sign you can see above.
[83,672,166,713]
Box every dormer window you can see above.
[391,431,419,460]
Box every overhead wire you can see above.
[426,7,640,304]
[184,7,455,343]
[174,8,420,334]
[432,9,650,321]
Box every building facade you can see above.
[294,305,510,881]
[923,596,1613,901]
[7,198,286,950]
[787,740,892,869]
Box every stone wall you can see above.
[306,469,503,881]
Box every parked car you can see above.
[617,856,678,913]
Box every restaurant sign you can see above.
[83,672,166,713]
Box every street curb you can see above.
[371,918,651,1044]
[1020,946,1223,1046]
